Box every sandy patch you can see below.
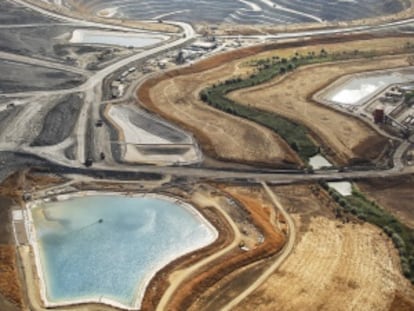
[235,216,414,311]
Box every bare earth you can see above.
[147,59,300,166]
[161,185,286,311]
[142,36,413,166]
[358,176,414,229]
[230,54,409,164]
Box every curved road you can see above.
[2,0,412,170]
[7,0,196,165]
[222,182,296,311]
[156,192,243,311]
[2,2,414,310]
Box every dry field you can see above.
[140,35,413,166]
[234,184,414,311]
[241,37,414,62]
[235,217,414,311]
[184,184,330,311]
[229,56,408,164]
[142,56,300,167]
[358,175,414,228]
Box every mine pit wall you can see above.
[213,0,414,35]
[36,0,414,35]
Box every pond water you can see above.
[328,69,414,106]
[328,181,352,196]
[31,194,217,309]
[309,154,332,169]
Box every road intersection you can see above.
[0,0,412,184]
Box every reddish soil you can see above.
[162,187,285,311]
[0,246,24,309]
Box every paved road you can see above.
[4,0,413,171]
[394,141,410,170]
[13,149,414,184]
[5,0,196,164]
[1,3,413,311]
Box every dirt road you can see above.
[155,191,242,311]
[222,182,296,310]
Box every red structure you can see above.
[373,106,385,124]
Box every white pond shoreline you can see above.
[25,191,219,310]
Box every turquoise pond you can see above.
[31,195,217,308]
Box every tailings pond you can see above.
[30,194,217,309]
[320,68,414,106]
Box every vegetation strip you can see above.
[321,181,414,283]
[199,46,412,163]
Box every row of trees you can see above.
[320,181,414,282]
[199,52,336,161]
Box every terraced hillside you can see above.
[62,0,408,24]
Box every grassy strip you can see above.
[199,46,412,162]
[321,182,414,283]
[200,55,329,161]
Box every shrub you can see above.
[338,198,347,207]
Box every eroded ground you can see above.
[148,184,286,311]
[2,1,414,310]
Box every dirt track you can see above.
[163,186,286,311]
